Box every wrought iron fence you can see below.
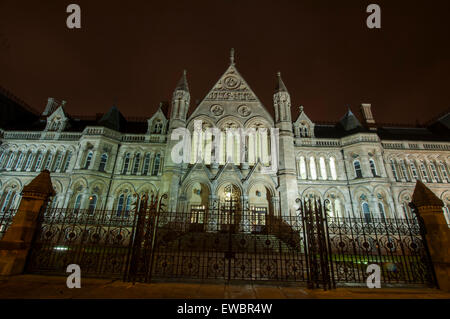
[127,209,308,283]
[326,216,435,286]
[26,208,138,278]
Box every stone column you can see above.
[0,170,55,275]
[412,180,450,291]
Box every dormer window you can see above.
[152,119,163,134]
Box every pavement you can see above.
[0,275,449,299]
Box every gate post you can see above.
[412,180,450,291]
[0,170,55,276]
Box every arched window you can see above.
[440,162,449,183]
[24,152,33,170]
[354,160,362,178]
[122,153,131,174]
[84,151,93,169]
[335,198,342,217]
[15,152,24,171]
[430,163,440,183]
[63,151,72,172]
[34,152,43,171]
[420,162,430,182]
[87,195,97,214]
[362,202,371,223]
[0,190,15,213]
[44,153,53,170]
[329,157,337,180]
[98,153,108,172]
[309,157,317,180]
[378,202,386,220]
[74,194,82,211]
[152,153,161,176]
[400,160,410,182]
[390,160,399,181]
[410,161,419,180]
[319,157,327,180]
[369,159,377,177]
[116,194,125,217]
[132,153,141,175]
[124,195,132,217]
[53,152,62,172]
[299,156,307,179]
[142,153,151,175]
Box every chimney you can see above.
[360,103,376,129]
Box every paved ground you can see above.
[0,275,449,299]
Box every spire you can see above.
[338,107,362,131]
[275,72,288,93]
[412,180,444,208]
[230,48,235,65]
[175,69,189,92]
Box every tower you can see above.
[169,70,190,130]
[273,72,297,217]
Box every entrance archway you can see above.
[217,184,241,232]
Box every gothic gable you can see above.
[188,64,274,126]
[293,106,315,138]
[147,105,168,134]
[45,105,69,132]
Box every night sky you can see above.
[0,0,449,125]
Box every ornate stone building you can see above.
[1,52,449,226]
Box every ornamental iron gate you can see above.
[24,194,436,288]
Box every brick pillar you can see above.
[0,170,55,276]
[412,180,450,291]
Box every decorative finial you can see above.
[299,105,304,113]
[277,71,281,77]
[183,69,187,76]
[230,48,235,65]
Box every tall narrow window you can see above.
[440,163,449,183]
[116,194,125,217]
[299,156,307,179]
[84,151,93,169]
[44,153,53,170]
[6,153,15,169]
[362,202,371,223]
[330,157,337,180]
[410,162,419,180]
[125,195,132,217]
[378,202,386,220]
[34,152,43,171]
[63,151,72,172]
[24,153,33,170]
[0,191,15,213]
[152,153,161,176]
[142,153,151,175]
[420,162,430,182]
[369,159,377,177]
[122,153,130,174]
[354,160,362,178]
[132,153,141,175]
[400,160,410,182]
[430,163,440,183]
[390,160,399,181]
[98,153,108,172]
[15,152,24,171]
[74,194,82,211]
[319,157,327,180]
[87,195,97,214]
[53,152,62,172]
[402,203,413,219]
[0,151,6,168]
[309,157,317,180]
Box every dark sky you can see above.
[0,0,449,125]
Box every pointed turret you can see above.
[98,105,127,132]
[170,70,191,129]
[275,72,288,93]
[175,70,189,92]
[338,107,362,131]
[273,72,291,124]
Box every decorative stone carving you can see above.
[237,105,251,117]
[210,104,224,116]
[223,75,240,90]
